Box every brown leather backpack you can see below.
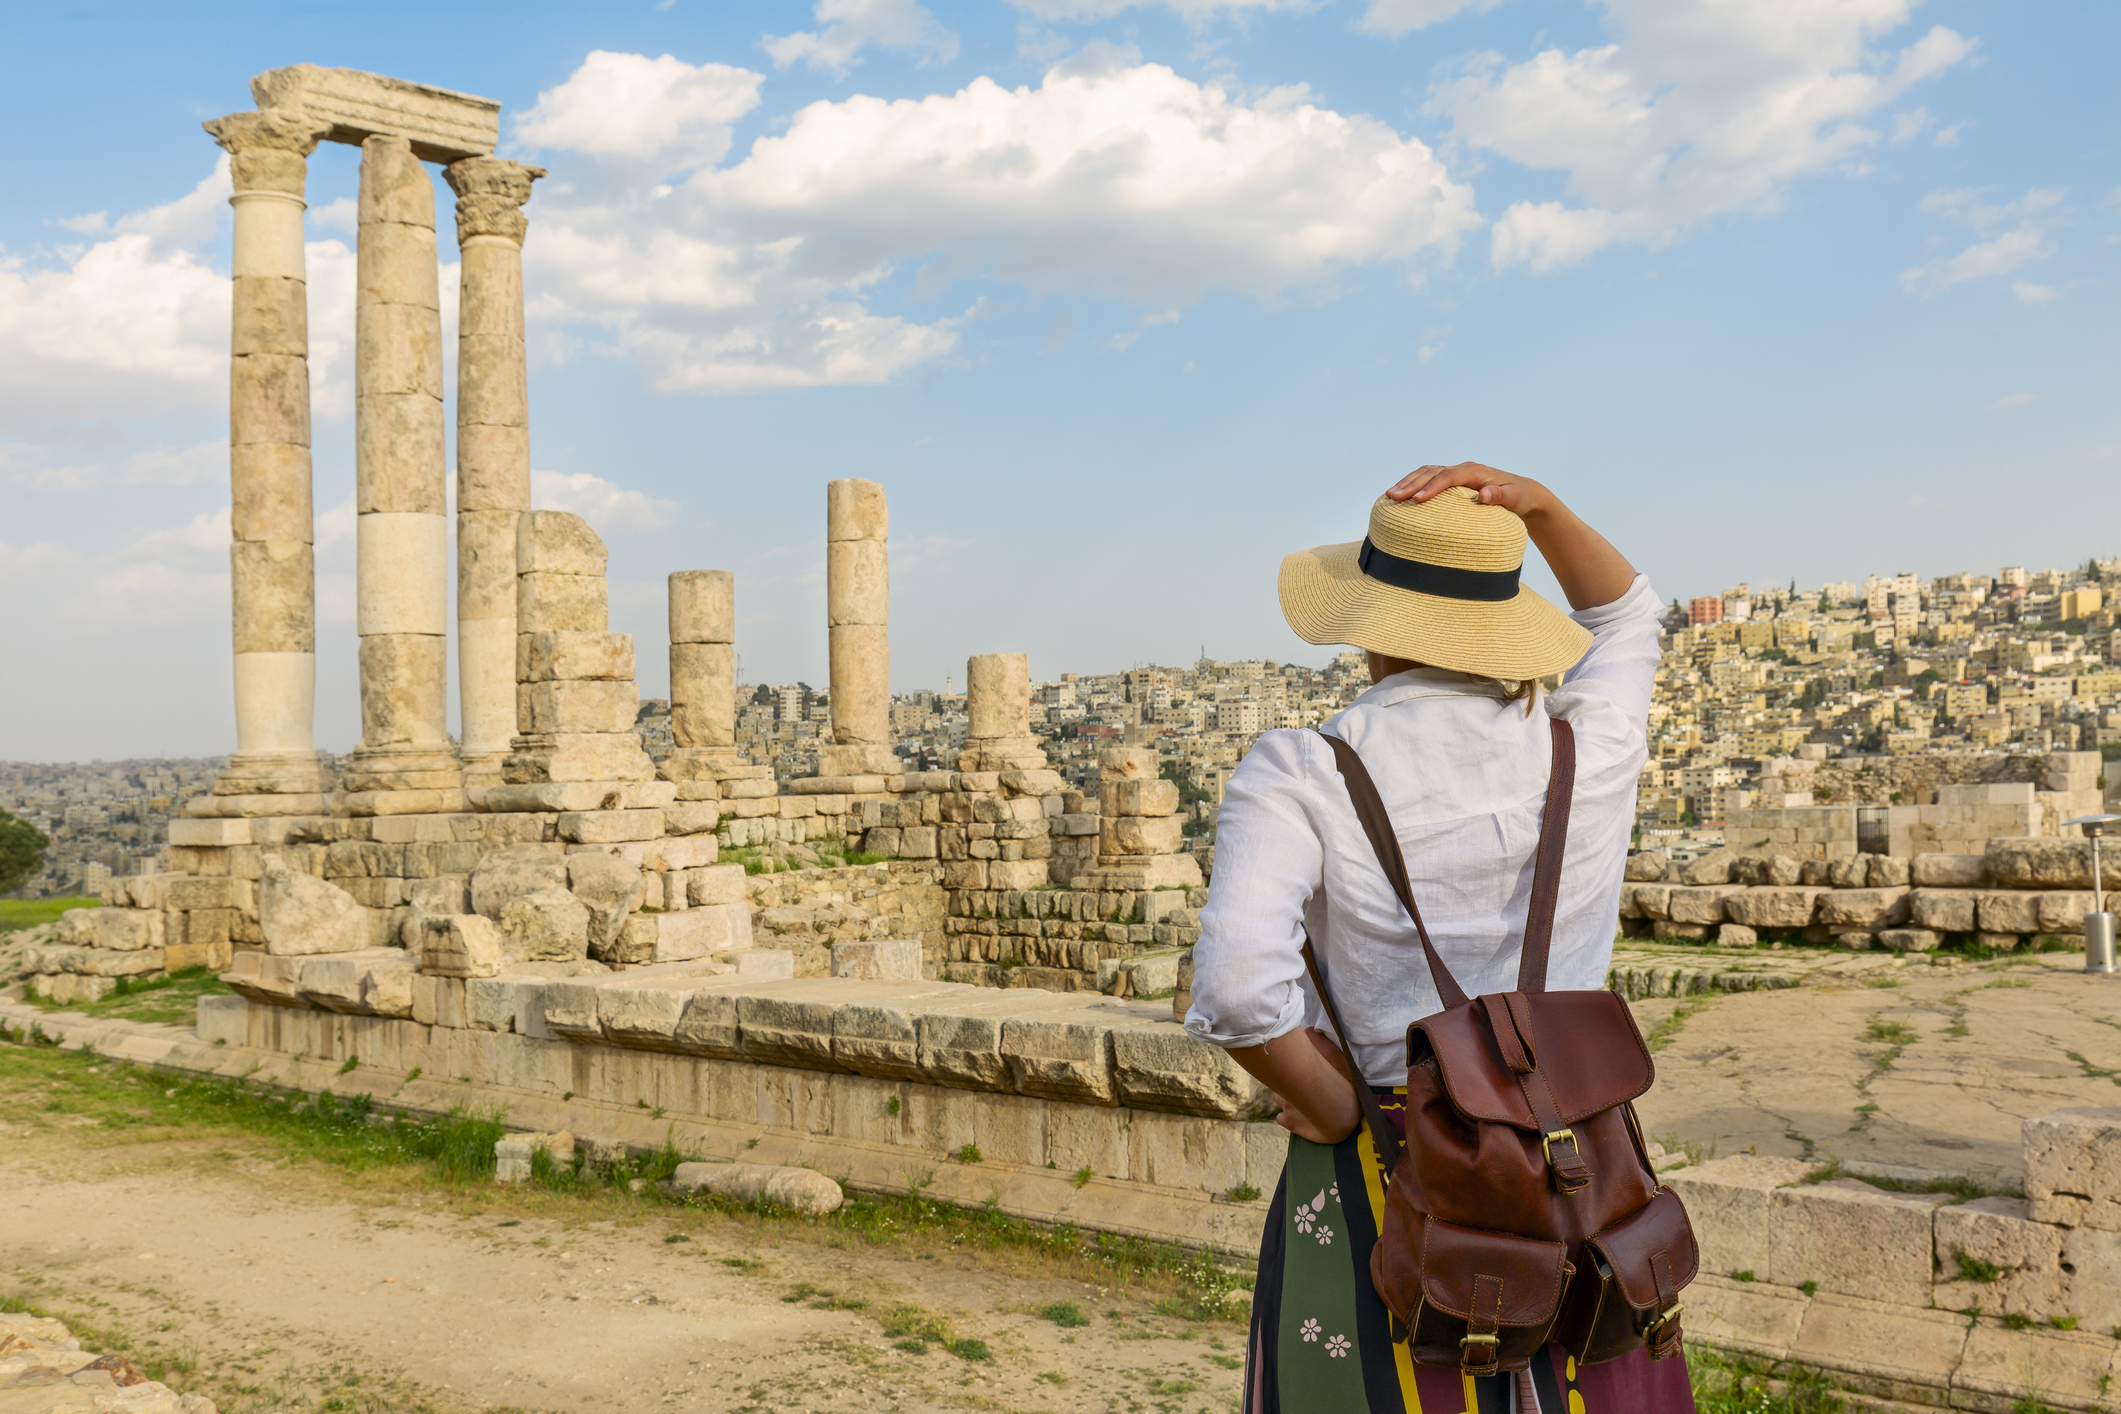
[1303,719,1697,1376]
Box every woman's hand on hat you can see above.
[1387,462,1549,519]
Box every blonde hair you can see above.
[1498,677,1541,717]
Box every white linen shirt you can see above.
[1184,574,1662,1086]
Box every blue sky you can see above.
[1,0,2114,761]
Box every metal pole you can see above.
[2069,818,2119,975]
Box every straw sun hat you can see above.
[1278,487,1591,681]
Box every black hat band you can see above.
[1357,538,1521,602]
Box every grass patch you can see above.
[1688,1344,1845,1413]
[1647,998,1714,1053]
[0,897,100,934]
[1040,1300,1090,1327]
[17,966,232,1028]
[1952,1248,2003,1284]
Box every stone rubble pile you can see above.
[0,1312,216,1414]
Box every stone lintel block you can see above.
[516,572,608,634]
[2024,1107,2121,1229]
[663,804,721,837]
[825,477,887,542]
[518,679,639,736]
[257,65,500,166]
[1664,1155,1812,1279]
[737,981,889,1071]
[1000,1003,1163,1107]
[1768,1180,1951,1306]
[1111,1022,1272,1119]
[915,993,1079,1092]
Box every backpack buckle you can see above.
[1540,1128,1575,1165]
[1458,1333,1499,1375]
[1542,1127,1592,1194]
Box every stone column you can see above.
[662,570,774,803]
[820,478,896,778]
[198,110,335,815]
[444,156,544,797]
[960,652,1050,773]
[343,134,462,810]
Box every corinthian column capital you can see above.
[445,157,547,245]
[203,111,334,197]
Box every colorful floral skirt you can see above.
[1243,1089,1695,1413]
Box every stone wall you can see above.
[1620,838,2120,951]
[745,861,946,978]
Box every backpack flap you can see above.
[1412,990,1656,1131]
[1411,1214,1571,1375]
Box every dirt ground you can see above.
[0,1054,1249,1414]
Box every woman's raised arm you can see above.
[1387,463,1635,611]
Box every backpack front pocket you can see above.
[1556,1187,1698,1363]
[1383,1213,1572,1375]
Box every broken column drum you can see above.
[669,571,738,757]
[344,133,462,804]
[201,109,336,813]
[821,478,895,777]
[446,156,545,790]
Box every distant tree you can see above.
[0,809,48,895]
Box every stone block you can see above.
[493,1129,575,1184]
[82,908,167,952]
[1988,837,2116,890]
[1665,1155,1811,1280]
[464,976,521,1031]
[516,572,607,633]
[668,569,734,644]
[259,856,370,955]
[1102,779,1179,817]
[724,948,794,978]
[420,913,503,978]
[2025,1107,2121,1229]
[831,939,923,980]
[686,864,747,907]
[2036,891,2097,933]
[1668,884,1744,925]
[1624,851,1668,882]
[669,1161,842,1215]
[2060,1227,2121,1330]
[1908,852,1985,886]
[1110,1023,1272,1118]
[296,948,416,1017]
[1624,883,1673,921]
[469,844,570,919]
[1768,1180,1951,1306]
[671,984,747,1059]
[515,509,605,575]
[1909,888,1979,932]
[222,950,303,1005]
[988,859,1049,889]
[170,817,254,847]
[498,887,591,963]
[1718,923,1758,947]
[916,994,1071,1092]
[519,680,638,736]
[1977,890,2041,935]
[1102,815,1183,856]
[1680,849,1734,885]
[739,987,856,1071]
[651,904,751,961]
[515,629,634,683]
[1098,746,1158,781]
[564,852,648,957]
[663,804,720,837]
[168,876,255,912]
[1816,886,1910,929]
[1001,1005,1152,1106]
[1876,928,1941,953]
[1723,887,1824,930]
[1931,1196,2065,1317]
[1129,1110,1247,1193]
[197,993,249,1046]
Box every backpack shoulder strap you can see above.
[1517,717,1575,995]
[1318,731,1470,1011]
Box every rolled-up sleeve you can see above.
[1183,729,1322,1051]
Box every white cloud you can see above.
[517,48,1478,392]
[1429,0,1976,271]
[1111,308,1179,349]
[2011,280,2056,303]
[1010,0,1308,19]
[765,0,960,75]
[532,470,682,533]
[1359,0,1503,38]
[0,507,232,633]
[1988,392,2036,411]
[516,52,763,169]
[0,166,234,429]
[1890,106,1930,143]
[1900,188,2061,297]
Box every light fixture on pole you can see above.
[2063,814,2121,975]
